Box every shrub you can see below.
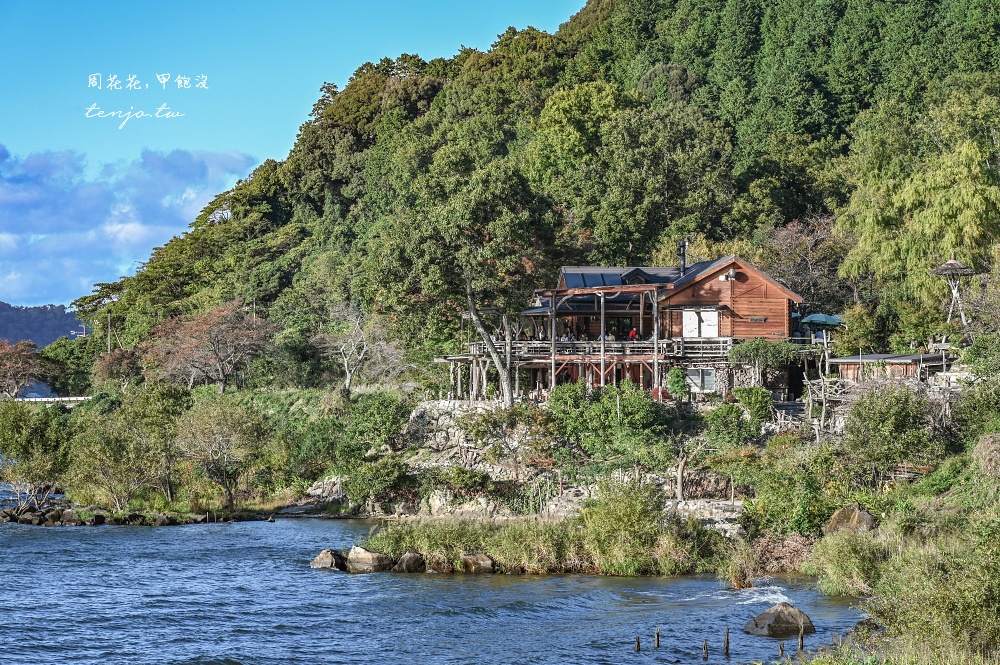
[581,479,664,575]
[666,366,689,402]
[737,439,836,536]
[865,514,1000,655]
[973,434,1000,478]
[954,377,1000,442]
[733,386,773,423]
[346,391,412,452]
[842,384,941,486]
[705,403,759,449]
[343,454,412,506]
[803,531,890,596]
[963,333,1000,378]
[718,538,760,589]
[547,379,669,462]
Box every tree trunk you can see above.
[465,279,513,407]
[675,454,687,501]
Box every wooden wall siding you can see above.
[729,299,790,337]
[839,363,916,382]
[663,264,793,338]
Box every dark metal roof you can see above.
[560,260,719,288]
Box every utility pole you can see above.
[108,312,112,354]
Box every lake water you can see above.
[0,516,863,664]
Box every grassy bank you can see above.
[800,452,1000,665]
[361,479,727,575]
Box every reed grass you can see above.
[361,478,725,575]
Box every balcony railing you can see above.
[466,337,735,359]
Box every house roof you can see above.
[526,256,802,317]
[560,261,718,288]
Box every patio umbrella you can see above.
[801,313,842,327]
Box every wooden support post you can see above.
[514,362,520,398]
[724,627,729,656]
[798,626,804,653]
[457,364,463,399]
[779,642,784,658]
[654,627,660,649]
[472,359,479,400]
[599,292,606,387]
[550,306,557,390]
[638,291,644,338]
[653,288,660,392]
[702,639,708,660]
[635,637,640,652]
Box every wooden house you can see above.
[444,255,806,399]
[828,353,950,383]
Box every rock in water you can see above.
[391,552,426,573]
[824,502,877,535]
[460,553,495,573]
[744,602,816,638]
[310,549,348,571]
[345,546,394,573]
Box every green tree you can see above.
[0,402,70,513]
[728,338,801,386]
[67,405,160,512]
[175,395,266,511]
[842,384,941,486]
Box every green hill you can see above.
[0,302,79,347]
[67,0,1000,388]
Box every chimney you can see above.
[678,239,687,275]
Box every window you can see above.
[685,367,716,393]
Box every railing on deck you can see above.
[467,337,735,359]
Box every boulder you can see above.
[460,553,495,573]
[391,552,426,573]
[310,549,348,571]
[744,602,816,638]
[188,514,208,524]
[345,546,394,573]
[154,514,178,527]
[425,557,453,573]
[824,502,877,535]
[60,510,82,526]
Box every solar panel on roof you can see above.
[564,273,585,288]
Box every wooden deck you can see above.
[465,337,735,361]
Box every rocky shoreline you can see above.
[311,545,496,574]
[0,498,250,527]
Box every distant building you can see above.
[443,255,807,398]
[828,353,950,383]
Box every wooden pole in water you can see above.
[724,626,729,656]
[703,639,708,660]
[654,627,660,648]
[798,626,804,653]
[779,642,784,658]
[635,637,640,652]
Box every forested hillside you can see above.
[0,302,78,347]
[63,0,1000,390]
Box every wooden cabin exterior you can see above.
[443,256,805,399]
[829,354,950,383]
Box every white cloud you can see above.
[0,144,256,305]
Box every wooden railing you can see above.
[467,337,735,359]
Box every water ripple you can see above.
[0,519,862,665]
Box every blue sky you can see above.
[0,0,586,306]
